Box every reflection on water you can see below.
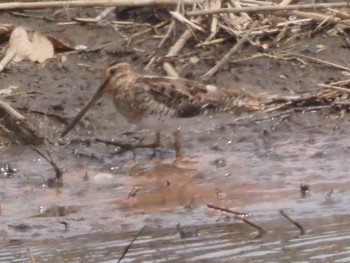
[1,217,350,262]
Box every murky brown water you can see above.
[2,111,350,262]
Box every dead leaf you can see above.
[29,30,54,63]
[0,85,18,95]
[0,26,73,72]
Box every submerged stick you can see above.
[118,226,146,263]
[236,215,267,237]
[207,204,266,237]
[207,204,247,216]
[280,210,305,235]
[27,248,37,263]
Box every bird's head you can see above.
[60,62,134,137]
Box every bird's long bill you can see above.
[60,78,110,137]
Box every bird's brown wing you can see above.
[137,75,216,118]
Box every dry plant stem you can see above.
[163,16,202,77]
[0,0,196,10]
[158,0,182,48]
[118,226,146,263]
[201,21,258,79]
[229,0,250,20]
[291,10,340,23]
[328,79,350,86]
[187,2,350,16]
[170,11,205,32]
[290,52,350,72]
[278,0,293,6]
[0,99,25,120]
[96,7,116,20]
[318,83,350,93]
[204,0,221,42]
[207,204,247,216]
[279,210,305,235]
[242,0,273,6]
[328,8,350,19]
[74,7,116,22]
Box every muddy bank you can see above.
[1,2,350,262]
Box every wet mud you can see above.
[1,6,350,262]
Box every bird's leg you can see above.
[96,132,162,156]
[132,131,160,149]
[95,138,135,154]
[173,130,183,159]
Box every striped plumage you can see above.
[61,62,261,157]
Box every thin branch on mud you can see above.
[318,83,350,94]
[27,248,37,263]
[30,145,63,181]
[201,21,258,79]
[0,0,195,10]
[207,204,247,216]
[118,226,146,263]
[0,99,25,120]
[187,2,350,16]
[279,210,305,235]
[289,52,350,72]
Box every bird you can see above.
[60,62,261,158]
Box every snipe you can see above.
[61,62,261,157]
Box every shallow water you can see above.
[1,111,350,261]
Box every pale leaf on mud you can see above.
[29,31,54,63]
[0,27,54,72]
[0,85,18,95]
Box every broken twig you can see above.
[201,20,258,79]
[207,204,247,216]
[187,2,350,16]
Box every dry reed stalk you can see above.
[187,2,350,16]
[0,0,197,10]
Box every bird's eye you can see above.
[110,68,117,75]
